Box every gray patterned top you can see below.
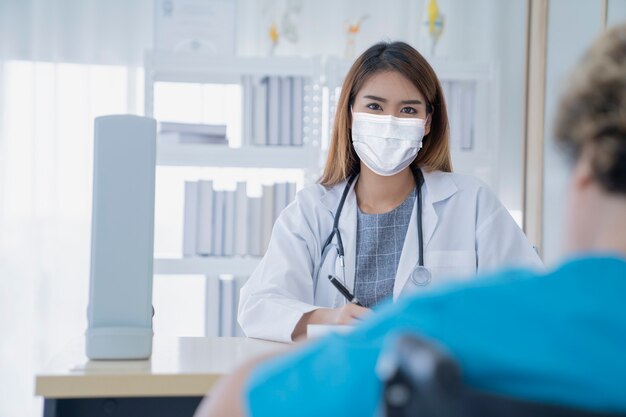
[354,188,416,308]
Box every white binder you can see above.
[86,115,156,360]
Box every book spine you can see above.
[247,197,262,257]
[234,182,248,256]
[273,182,287,222]
[253,77,268,146]
[261,185,275,253]
[267,76,280,146]
[241,75,254,147]
[291,76,304,146]
[212,190,225,256]
[279,76,292,146]
[182,181,199,257]
[219,275,236,337]
[196,180,214,256]
[234,275,249,337]
[205,276,220,337]
[223,190,236,256]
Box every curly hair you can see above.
[554,23,626,194]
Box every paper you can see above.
[307,324,355,339]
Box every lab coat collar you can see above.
[319,170,458,212]
[421,169,457,204]
[318,170,459,302]
[319,176,355,214]
[319,176,358,302]
[393,169,458,298]
[417,169,458,259]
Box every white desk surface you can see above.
[35,337,288,399]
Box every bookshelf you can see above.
[154,257,261,276]
[146,52,326,336]
[156,143,320,168]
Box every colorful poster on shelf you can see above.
[154,0,236,55]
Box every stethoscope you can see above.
[320,166,432,291]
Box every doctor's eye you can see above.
[366,103,383,111]
[400,106,418,115]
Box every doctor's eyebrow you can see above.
[362,95,424,105]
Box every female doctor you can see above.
[238,41,543,342]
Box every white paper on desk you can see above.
[307,324,355,339]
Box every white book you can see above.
[183,181,199,257]
[204,275,220,337]
[287,182,297,206]
[219,275,236,337]
[307,324,355,338]
[267,76,280,146]
[279,77,292,146]
[261,185,275,253]
[212,190,225,256]
[159,121,227,137]
[273,182,287,222]
[241,75,254,147]
[234,182,248,256]
[223,190,236,256]
[158,131,228,145]
[247,197,262,257]
[253,77,267,146]
[234,275,249,337]
[291,76,304,146]
[196,180,214,256]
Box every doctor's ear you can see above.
[424,113,432,136]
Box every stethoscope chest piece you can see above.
[410,265,432,286]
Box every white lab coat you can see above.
[238,170,543,342]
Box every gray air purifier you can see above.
[86,115,156,360]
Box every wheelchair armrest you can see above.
[378,332,626,417]
[376,333,464,417]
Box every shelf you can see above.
[154,257,262,276]
[145,52,323,84]
[325,57,495,89]
[156,142,320,168]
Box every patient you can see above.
[196,23,626,417]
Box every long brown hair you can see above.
[320,41,451,187]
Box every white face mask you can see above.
[351,112,427,176]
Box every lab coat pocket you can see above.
[426,250,477,283]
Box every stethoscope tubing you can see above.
[321,167,426,270]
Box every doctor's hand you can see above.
[291,304,372,341]
[327,303,371,325]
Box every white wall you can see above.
[542,0,626,265]
[608,0,626,26]
[236,0,529,214]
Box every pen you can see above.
[328,274,364,307]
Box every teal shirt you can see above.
[246,256,626,416]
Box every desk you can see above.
[35,337,288,417]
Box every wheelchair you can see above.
[378,333,625,417]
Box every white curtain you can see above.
[0,1,152,416]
